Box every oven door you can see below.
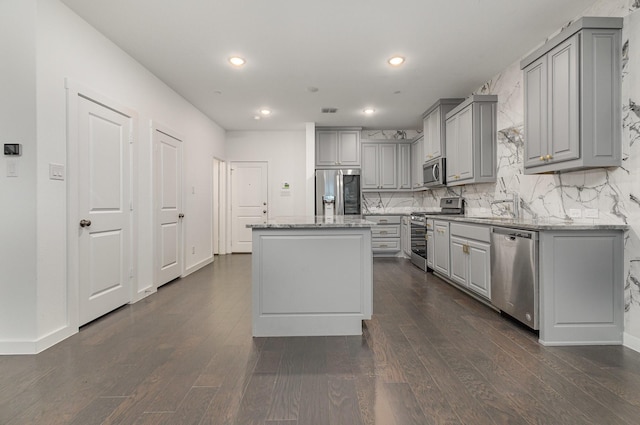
[410,220,427,271]
[423,158,445,187]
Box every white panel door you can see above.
[231,162,268,253]
[155,129,183,287]
[78,96,132,325]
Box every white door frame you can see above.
[66,79,138,329]
[152,121,184,290]
[212,157,228,255]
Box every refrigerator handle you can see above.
[336,170,344,215]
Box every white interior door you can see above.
[78,96,132,325]
[154,128,183,287]
[231,161,268,253]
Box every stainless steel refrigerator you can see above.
[315,169,361,215]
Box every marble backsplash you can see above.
[364,0,640,338]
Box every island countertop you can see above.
[246,216,376,229]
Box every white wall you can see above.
[0,0,38,345]
[0,0,226,353]
[226,131,307,218]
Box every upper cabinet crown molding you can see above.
[422,98,464,162]
[521,17,622,174]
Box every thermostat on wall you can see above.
[4,144,21,156]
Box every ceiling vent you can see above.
[321,107,338,114]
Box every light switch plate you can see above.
[49,163,65,181]
[569,208,582,218]
[6,159,18,177]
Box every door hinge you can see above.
[129,268,134,278]
[129,134,134,144]
[130,201,133,211]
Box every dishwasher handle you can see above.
[491,226,537,241]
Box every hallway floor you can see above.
[2,255,640,424]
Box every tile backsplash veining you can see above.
[364,1,640,339]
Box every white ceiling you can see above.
[60,0,597,131]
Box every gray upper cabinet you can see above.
[411,137,424,190]
[398,143,412,190]
[362,142,407,191]
[422,98,464,162]
[315,129,361,167]
[445,95,497,186]
[521,17,622,174]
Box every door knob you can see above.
[263,202,267,206]
[178,213,184,219]
[79,219,91,227]
[263,210,267,214]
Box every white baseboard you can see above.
[623,332,640,353]
[0,325,77,355]
[184,255,213,277]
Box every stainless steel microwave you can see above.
[423,157,446,187]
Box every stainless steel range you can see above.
[410,212,428,271]
[410,197,465,272]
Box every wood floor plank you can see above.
[159,386,218,425]
[3,256,640,425]
[68,397,128,425]
[328,376,364,425]
[383,382,431,425]
[265,342,304,421]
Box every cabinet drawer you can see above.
[372,225,400,238]
[372,238,401,252]
[365,215,401,225]
[450,222,490,243]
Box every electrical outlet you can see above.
[584,209,599,219]
[569,208,582,218]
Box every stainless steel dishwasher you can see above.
[490,227,539,330]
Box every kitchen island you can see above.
[247,216,375,337]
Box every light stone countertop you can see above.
[247,216,376,229]
[425,215,628,231]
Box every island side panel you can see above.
[252,227,372,337]
[539,229,624,345]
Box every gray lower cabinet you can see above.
[401,216,411,257]
[449,223,491,299]
[521,17,622,174]
[445,95,497,186]
[426,219,434,269]
[433,220,450,276]
[365,215,401,256]
[539,229,623,345]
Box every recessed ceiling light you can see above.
[260,108,271,116]
[253,115,261,120]
[229,56,246,67]
[363,108,376,115]
[388,56,405,66]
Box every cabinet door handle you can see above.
[540,156,545,161]
[546,154,552,160]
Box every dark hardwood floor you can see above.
[2,255,640,424]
